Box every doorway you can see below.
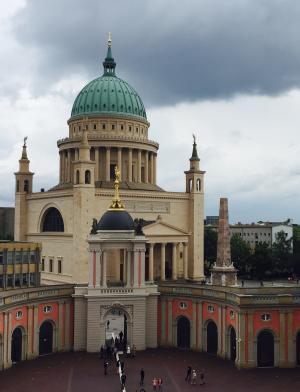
[39,321,53,355]
[230,327,236,361]
[207,321,218,354]
[257,330,274,367]
[296,331,300,366]
[11,328,23,363]
[177,317,190,348]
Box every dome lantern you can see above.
[102,32,116,76]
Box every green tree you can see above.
[251,242,273,280]
[272,230,293,276]
[204,227,217,274]
[230,234,251,276]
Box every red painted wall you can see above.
[0,313,3,334]
[226,307,237,328]
[38,302,59,325]
[253,310,280,335]
[172,299,193,320]
[11,306,28,330]
[202,302,218,324]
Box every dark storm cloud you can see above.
[12,0,300,106]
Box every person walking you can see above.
[157,377,163,391]
[104,360,108,375]
[199,369,205,385]
[191,369,197,385]
[116,359,120,375]
[185,366,192,382]
[121,372,127,388]
[121,361,125,373]
[140,368,145,385]
[152,377,158,391]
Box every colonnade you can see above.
[147,242,188,282]
[59,147,157,185]
[89,248,146,289]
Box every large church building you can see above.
[14,35,204,287]
[0,36,299,371]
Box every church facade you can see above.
[0,36,298,371]
[14,35,204,287]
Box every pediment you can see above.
[142,220,188,237]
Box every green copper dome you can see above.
[71,43,147,121]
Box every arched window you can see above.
[24,179,29,193]
[196,178,201,191]
[76,170,80,184]
[189,179,193,192]
[42,207,64,232]
[85,170,91,184]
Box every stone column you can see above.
[3,312,9,368]
[145,151,149,183]
[117,148,122,181]
[172,243,177,280]
[196,302,203,351]
[75,148,79,161]
[133,250,139,286]
[105,148,110,181]
[153,154,157,184]
[60,151,65,183]
[150,153,154,184]
[149,243,154,282]
[191,302,197,349]
[160,243,166,281]
[65,302,70,350]
[95,148,99,181]
[27,306,33,359]
[96,251,101,288]
[102,251,107,287]
[59,152,62,183]
[126,250,131,287]
[67,149,71,182]
[58,301,64,350]
[7,312,12,362]
[128,148,133,182]
[183,242,188,279]
[33,305,39,356]
[137,150,142,183]
[88,251,94,288]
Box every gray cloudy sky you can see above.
[1,0,300,223]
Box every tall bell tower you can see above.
[185,135,205,280]
[14,138,34,240]
[72,129,96,283]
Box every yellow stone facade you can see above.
[14,42,205,287]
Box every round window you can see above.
[179,302,187,310]
[261,313,271,321]
[43,305,53,314]
[16,310,23,320]
[229,310,235,319]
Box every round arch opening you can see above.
[229,327,236,362]
[11,327,23,363]
[41,207,64,232]
[296,331,300,366]
[104,307,131,350]
[39,321,54,355]
[177,316,190,348]
[207,320,218,355]
[257,330,274,367]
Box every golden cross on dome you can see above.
[109,166,125,210]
